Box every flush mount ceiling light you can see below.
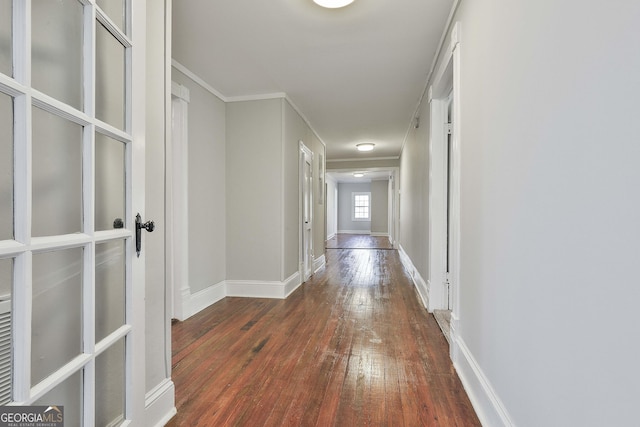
[353,172,365,178]
[313,0,355,8]
[356,143,375,152]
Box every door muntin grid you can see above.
[0,1,137,423]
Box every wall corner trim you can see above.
[187,281,226,318]
[145,378,176,427]
[171,59,227,102]
[227,272,301,299]
[313,254,326,274]
[452,336,515,427]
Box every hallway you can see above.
[167,240,480,426]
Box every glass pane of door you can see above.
[97,0,126,35]
[34,370,82,427]
[32,0,83,110]
[32,248,83,386]
[0,0,11,77]
[95,240,125,342]
[96,22,125,130]
[95,338,125,427]
[32,107,83,237]
[95,133,126,231]
[0,92,12,241]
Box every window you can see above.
[352,192,371,221]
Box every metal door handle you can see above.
[135,213,155,257]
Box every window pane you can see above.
[32,248,83,385]
[96,23,125,130]
[0,0,11,76]
[32,0,83,110]
[97,0,126,35]
[95,133,125,231]
[0,92,12,241]
[95,240,125,342]
[34,370,82,427]
[32,107,83,237]
[0,258,12,405]
[95,338,125,427]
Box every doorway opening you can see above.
[428,22,461,351]
[300,142,314,282]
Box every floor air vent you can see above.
[0,300,11,405]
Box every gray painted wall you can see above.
[283,101,326,277]
[337,182,371,233]
[226,99,282,281]
[400,1,640,425]
[370,180,388,235]
[172,68,227,293]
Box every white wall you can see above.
[370,179,389,235]
[145,0,170,397]
[400,0,640,425]
[172,68,227,293]
[337,182,371,233]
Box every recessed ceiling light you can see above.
[353,172,365,178]
[356,143,375,152]
[313,0,355,9]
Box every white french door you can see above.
[0,0,146,425]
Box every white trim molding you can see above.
[313,254,326,274]
[337,230,370,235]
[144,378,176,427]
[328,156,399,163]
[226,272,302,299]
[451,334,515,427]
[172,59,226,101]
[398,245,430,310]
[187,281,226,318]
[370,232,389,238]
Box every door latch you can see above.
[135,213,155,257]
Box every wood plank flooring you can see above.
[325,234,394,250]
[167,244,480,426]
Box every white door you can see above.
[300,143,313,281]
[0,1,146,425]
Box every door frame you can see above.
[427,22,462,348]
[325,167,400,247]
[167,82,190,321]
[299,141,313,282]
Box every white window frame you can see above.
[352,192,371,221]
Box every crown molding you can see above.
[327,156,399,163]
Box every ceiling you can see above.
[172,0,454,161]
[327,170,392,183]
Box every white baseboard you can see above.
[227,272,301,299]
[370,232,389,237]
[327,233,336,240]
[145,378,176,427]
[398,245,430,310]
[283,272,302,298]
[187,280,226,318]
[451,329,514,427]
[337,229,370,235]
[313,254,326,274]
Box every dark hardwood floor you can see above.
[167,241,480,426]
[325,233,394,249]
